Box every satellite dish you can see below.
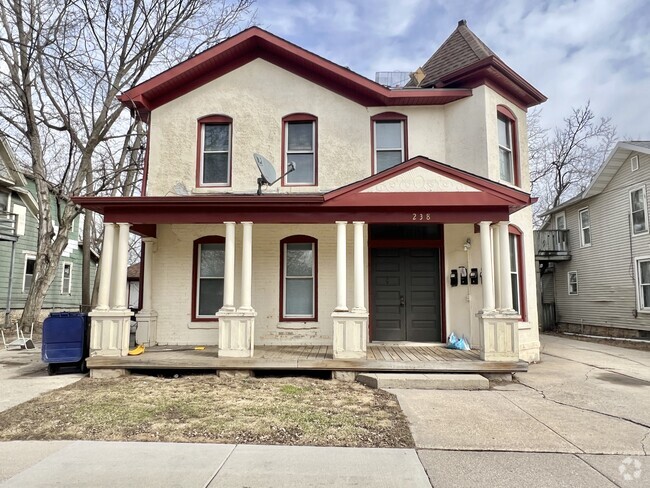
[253,153,295,195]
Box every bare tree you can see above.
[0,0,255,328]
[529,102,617,227]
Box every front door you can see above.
[371,247,441,342]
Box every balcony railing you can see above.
[534,230,570,258]
[0,211,18,239]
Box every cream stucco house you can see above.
[76,21,546,376]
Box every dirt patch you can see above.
[0,375,413,448]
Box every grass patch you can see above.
[0,375,413,448]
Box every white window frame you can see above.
[629,186,649,237]
[497,114,514,184]
[22,255,36,293]
[554,211,566,230]
[567,271,578,295]
[635,257,650,313]
[60,262,73,294]
[631,155,639,172]
[200,123,231,187]
[578,208,591,247]
[283,242,316,319]
[195,242,225,318]
[509,233,521,314]
[284,120,316,185]
[373,120,404,173]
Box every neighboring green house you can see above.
[0,137,97,322]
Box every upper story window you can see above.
[191,236,225,321]
[579,208,591,247]
[197,115,232,187]
[631,155,639,172]
[283,114,317,186]
[630,186,648,236]
[372,112,407,173]
[497,106,519,186]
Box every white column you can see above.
[335,221,348,311]
[491,225,501,308]
[141,237,156,311]
[96,223,116,311]
[498,221,514,311]
[239,222,253,311]
[479,221,495,311]
[220,221,236,312]
[352,221,366,312]
[112,223,131,310]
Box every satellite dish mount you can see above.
[254,153,295,195]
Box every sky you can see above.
[255,0,650,140]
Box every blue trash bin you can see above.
[42,312,90,375]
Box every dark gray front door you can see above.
[371,248,441,342]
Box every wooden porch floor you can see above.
[87,344,528,373]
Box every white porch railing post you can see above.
[479,221,495,311]
[221,221,236,312]
[335,221,348,311]
[239,221,253,312]
[498,221,514,311]
[352,221,366,313]
[113,223,131,310]
[96,223,116,311]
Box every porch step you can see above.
[356,373,489,390]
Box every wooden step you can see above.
[356,373,489,390]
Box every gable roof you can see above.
[408,20,546,109]
[118,27,472,121]
[0,136,28,188]
[583,141,650,198]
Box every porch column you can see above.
[220,221,236,312]
[492,225,501,307]
[136,237,158,347]
[352,221,366,312]
[335,221,348,311]
[141,238,155,312]
[239,221,253,312]
[95,223,116,311]
[478,221,495,311]
[498,221,514,311]
[112,223,131,310]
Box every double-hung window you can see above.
[283,114,317,185]
[568,271,578,295]
[372,113,407,173]
[630,187,648,236]
[23,256,36,292]
[509,233,521,314]
[579,208,591,247]
[497,106,519,185]
[281,236,317,320]
[198,115,232,186]
[636,258,650,311]
[192,237,225,320]
[61,262,72,294]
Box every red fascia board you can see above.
[322,191,517,208]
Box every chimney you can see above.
[458,19,467,27]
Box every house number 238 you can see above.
[412,213,431,221]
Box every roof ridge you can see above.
[456,23,493,59]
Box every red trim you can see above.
[195,115,233,188]
[191,235,226,322]
[508,225,527,321]
[281,113,318,187]
[497,105,520,187]
[279,235,318,322]
[370,112,408,175]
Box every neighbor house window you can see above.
[509,226,526,320]
[283,114,317,185]
[372,112,407,173]
[497,106,519,186]
[23,256,36,292]
[280,235,317,320]
[636,258,650,311]
[579,208,591,247]
[568,271,578,295]
[630,187,648,236]
[192,236,225,320]
[631,155,639,172]
[197,115,232,186]
[61,262,72,294]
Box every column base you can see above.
[477,310,520,362]
[217,310,256,358]
[332,311,369,359]
[135,310,158,346]
[88,309,133,357]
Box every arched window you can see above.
[497,105,520,186]
[280,235,318,321]
[371,112,408,174]
[192,235,225,321]
[282,113,318,186]
[196,114,233,187]
[508,224,526,320]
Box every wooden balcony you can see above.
[534,230,571,261]
[0,211,18,241]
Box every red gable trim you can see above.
[118,27,472,116]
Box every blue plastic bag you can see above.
[446,332,470,350]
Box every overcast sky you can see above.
[256,0,649,140]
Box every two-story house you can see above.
[75,22,546,376]
[537,141,650,338]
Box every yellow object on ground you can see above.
[128,344,145,356]
[194,346,205,350]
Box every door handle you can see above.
[400,295,405,307]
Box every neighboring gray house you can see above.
[0,137,97,323]
[535,141,650,338]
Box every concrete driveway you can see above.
[391,335,650,487]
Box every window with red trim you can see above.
[282,114,317,186]
[497,106,520,186]
[508,226,526,320]
[280,235,317,321]
[192,236,225,321]
[197,115,232,187]
[371,112,408,174]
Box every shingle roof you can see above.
[628,141,650,150]
[418,20,497,88]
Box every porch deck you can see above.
[87,344,528,373]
